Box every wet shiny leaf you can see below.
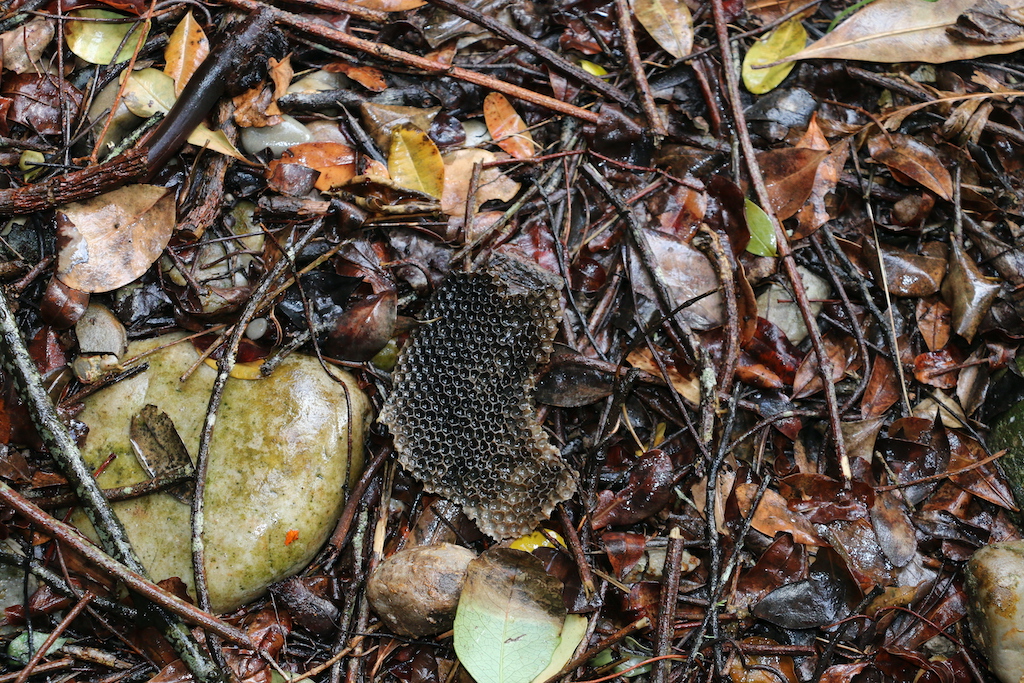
[743,199,777,257]
[483,93,535,160]
[66,9,149,65]
[633,0,693,59]
[742,18,806,95]
[868,134,953,201]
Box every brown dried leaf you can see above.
[163,11,208,96]
[734,482,824,546]
[793,114,845,239]
[860,355,901,419]
[325,61,387,91]
[916,295,952,352]
[483,93,535,160]
[941,238,1001,342]
[344,0,424,10]
[913,347,964,389]
[55,185,174,293]
[129,404,194,504]
[868,134,953,201]
[792,331,858,399]
[864,238,945,297]
[626,347,699,404]
[755,147,827,221]
[788,0,1024,64]
[870,490,916,568]
[441,148,521,217]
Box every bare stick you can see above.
[613,0,666,136]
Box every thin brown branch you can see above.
[613,0,666,136]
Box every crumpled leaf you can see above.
[388,124,445,199]
[744,199,778,257]
[592,450,679,529]
[868,134,953,201]
[66,9,149,65]
[788,0,1024,64]
[441,148,521,216]
[164,11,209,96]
[55,184,175,293]
[742,18,807,95]
[483,93,535,160]
[793,114,845,239]
[941,236,1001,342]
[1,18,54,74]
[633,0,693,59]
[120,68,245,160]
[454,549,570,683]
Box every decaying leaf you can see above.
[633,0,693,59]
[1,18,54,74]
[734,482,824,546]
[163,11,208,96]
[793,114,845,239]
[483,93,535,160]
[66,9,149,65]
[868,134,953,201]
[129,404,195,504]
[388,124,445,199]
[756,147,827,221]
[788,0,1024,64]
[454,549,571,683]
[55,184,175,293]
[742,18,806,94]
[441,148,521,216]
[941,237,1001,342]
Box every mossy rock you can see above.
[988,361,1024,526]
[72,334,370,612]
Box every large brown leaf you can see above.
[788,0,1024,64]
[755,147,826,221]
[55,184,175,293]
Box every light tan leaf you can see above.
[265,55,293,116]
[626,347,699,404]
[793,114,846,239]
[56,185,174,293]
[163,11,208,96]
[388,124,445,199]
[633,0,693,59]
[734,483,823,546]
[441,148,521,216]
[483,93,535,160]
[789,0,1024,64]
[1,18,54,74]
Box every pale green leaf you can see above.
[388,124,444,199]
[742,18,807,95]
[66,9,149,65]
[454,549,567,683]
[744,199,778,258]
[530,615,588,683]
[7,632,66,665]
[121,68,245,161]
[633,0,693,59]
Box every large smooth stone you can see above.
[73,334,369,612]
[966,542,1024,683]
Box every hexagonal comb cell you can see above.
[378,252,575,539]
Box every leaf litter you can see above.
[3,1,1024,683]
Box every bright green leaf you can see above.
[741,18,807,95]
[388,124,444,199]
[121,68,245,161]
[744,198,778,257]
[66,9,149,65]
[454,549,567,683]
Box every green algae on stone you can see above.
[72,333,370,613]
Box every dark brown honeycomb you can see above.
[378,252,575,539]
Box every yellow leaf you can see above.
[633,0,693,59]
[441,148,520,217]
[483,93,535,160]
[579,60,607,76]
[163,11,208,96]
[66,9,148,65]
[742,18,807,95]
[203,357,265,380]
[187,127,247,162]
[388,124,444,199]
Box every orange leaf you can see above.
[325,62,387,91]
[483,92,535,160]
[267,142,357,191]
[868,133,952,201]
[284,529,299,545]
[734,483,823,546]
[163,12,208,97]
[755,147,827,221]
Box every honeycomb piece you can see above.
[379,253,575,539]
